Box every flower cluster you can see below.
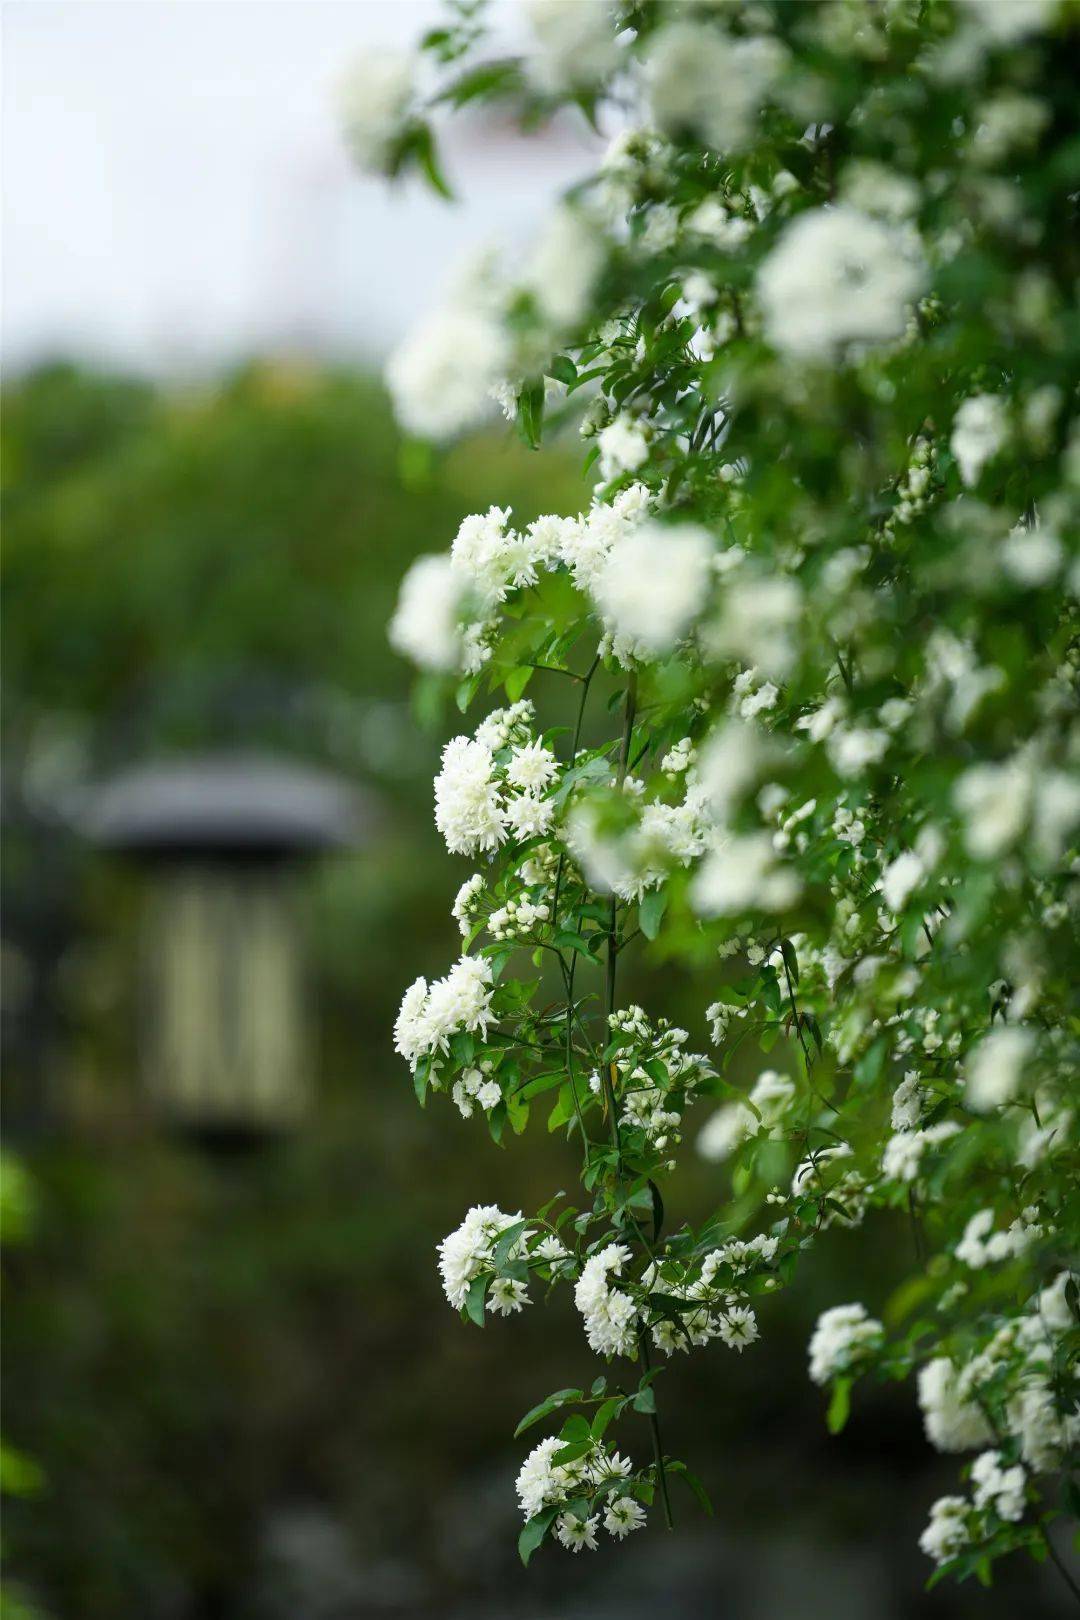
[355,0,1080,1585]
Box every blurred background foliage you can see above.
[0,364,1067,1619]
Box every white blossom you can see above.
[389,554,466,671]
[919,1495,970,1565]
[758,206,924,360]
[597,414,650,481]
[881,850,924,912]
[555,1511,599,1552]
[524,205,606,331]
[692,833,801,916]
[592,522,714,655]
[807,1303,883,1386]
[336,48,413,173]
[965,1026,1034,1112]
[507,740,558,794]
[604,1496,646,1539]
[970,1449,1026,1522]
[386,304,508,441]
[438,1204,523,1311]
[434,736,506,856]
[574,1243,638,1357]
[524,0,618,92]
[950,394,1009,487]
[918,1358,994,1453]
[645,20,784,154]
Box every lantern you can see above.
[80,754,359,1140]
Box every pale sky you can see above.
[1,0,599,374]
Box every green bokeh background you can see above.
[0,364,1068,1619]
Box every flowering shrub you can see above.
[343,0,1080,1592]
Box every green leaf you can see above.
[464,1274,488,1329]
[553,929,599,960]
[492,1220,529,1272]
[648,1178,665,1245]
[552,1438,594,1467]
[513,1388,583,1439]
[667,1460,713,1516]
[518,1505,558,1567]
[827,1377,852,1435]
[547,355,577,385]
[516,378,545,450]
[639,887,669,940]
[559,1414,592,1443]
[410,124,454,200]
[0,1441,45,1498]
[547,1084,577,1133]
[591,1396,623,1439]
[504,664,534,703]
[632,1385,656,1415]
[780,937,800,987]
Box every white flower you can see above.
[415,954,495,1060]
[434,736,506,856]
[533,1234,569,1265]
[807,1302,883,1386]
[918,1358,994,1453]
[1001,521,1063,586]
[964,1026,1034,1112]
[891,1072,925,1131]
[452,873,485,936]
[841,160,920,222]
[1009,1374,1080,1471]
[828,726,889,777]
[881,850,924,912]
[507,740,558,794]
[394,976,432,1067]
[604,1496,646,1539]
[476,1078,503,1111]
[504,793,555,842]
[489,1276,530,1317]
[386,304,508,441]
[524,0,618,92]
[698,1071,794,1162]
[708,575,801,677]
[958,0,1058,44]
[881,1122,961,1182]
[919,1495,970,1565]
[524,205,606,331]
[336,48,413,173]
[696,720,768,821]
[516,1435,566,1520]
[451,504,537,608]
[389,554,465,671]
[950,394,1009,487]
[718,1304,759,1352]
[592,522,714,655]
[597,414,650,480]
[661,738,694,776]
[691,833,801,916]
[555,1511,599,1553]
[645,20,785,153]
[574,1243,638,1357]
[438,1204,523,1311]
[971,1449,1026,1522]
[758,206,924,360]
[954,756,1032,858]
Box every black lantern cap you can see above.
[77,754,363,859]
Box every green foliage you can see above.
[376,0,1080,1588]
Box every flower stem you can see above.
[603,674,674,1527]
